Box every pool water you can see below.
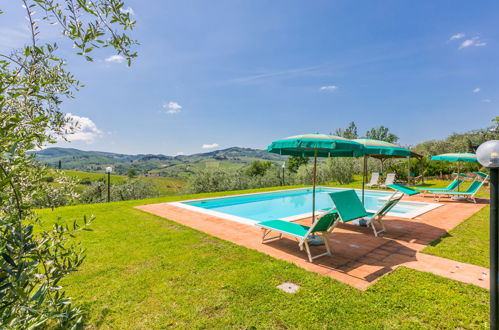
[176,187,441,225]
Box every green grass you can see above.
[141,176,186,195]
[64,169,129,183]
[38,187,489,328]
[423,206,490,268]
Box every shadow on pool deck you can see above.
[135,195,488,290]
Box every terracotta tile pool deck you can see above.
[136,194,489,291]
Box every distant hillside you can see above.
[32,147,286,177]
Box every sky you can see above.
[1,0,498,155]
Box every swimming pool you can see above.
[171,187,442,225]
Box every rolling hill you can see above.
[33,147,286,177]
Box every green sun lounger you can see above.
[415,179,462,194]
[328,189,403,237]
[425,172,489,203]
[475,171,489,179]
[387,183,420,196]
[255,210,340,262]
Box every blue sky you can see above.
[1,1,498,155]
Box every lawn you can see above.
[38,186,490,328]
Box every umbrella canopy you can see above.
[268,133,365,157]
[431,152,477,163]
[353,138,412,158]
[267,134,364,234]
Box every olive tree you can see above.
[0,1,136,327]
[365,125,399,143]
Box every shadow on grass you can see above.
[426,232,453,248]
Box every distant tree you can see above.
[321,158,355,184]
[245,160,273,176]
[413,140,453,157]
[186,168,282,193]
[365,126,399,143]
[411,122,499,176]
[334,121,358,139]
[127,169,138,178]
[286,156,309,173]
[80,179,156,203]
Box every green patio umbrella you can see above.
[431,152,477,163]
[352,139,416,203]
[268,133,364,224]
[430,152,478,191]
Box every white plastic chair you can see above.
[380,173,396,187]
[366,172,380,187]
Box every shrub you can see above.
[127,169,138,178]
[320,158,356,184]
[186,167,285,194]
[186,170,245,193]
[113,179,157,201]
[286,156,309,173]
[295,165,315,185]
[294,158,356,185]
[244,160,272,176]
[33,171,79,209]
[79,177,93,185]
[80,179,157,203]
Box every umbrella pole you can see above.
[458,162,461,192]
[362,156,367,204]
[407,156,411,185]
[312,149,317,224]
[309,149,324,246]
[420,157,425,184]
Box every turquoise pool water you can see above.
[179,187,440,224]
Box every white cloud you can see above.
[62,113,102,144]
[105,55,126,63]
[320,85,338,91]
[449,33,465,40]
[459,39,474,49]
[229,65,321,84]
[483,99,492,103]
[459,37,487,49]
[163,101,183,114]
[175,152,185,156]
[473,88,481,93]
[202,143,219,149]
[120,7,135,15]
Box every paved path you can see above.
[136,195,487,290]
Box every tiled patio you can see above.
[136,194,488,290]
